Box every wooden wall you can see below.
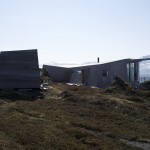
[0,49,40,89]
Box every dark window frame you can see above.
[102,70,109,77]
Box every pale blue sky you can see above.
[0,0,150,64]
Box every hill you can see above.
[0,82,150,150]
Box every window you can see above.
[127,63,135,82]
[103,70,109,77]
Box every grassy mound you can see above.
[0,80,150,149]
[40,68,52,84]
[105,75,133,95]
[111,75,131,90]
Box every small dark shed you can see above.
[0,49,40,89]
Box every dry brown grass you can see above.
[0,83,149,149]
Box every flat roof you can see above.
[44,58,150,69]
[44,59,130,68]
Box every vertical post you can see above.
[129,63,131,82]
[97,57,99,63]
[134,62,139,81]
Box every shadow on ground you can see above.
[0,90,44,101]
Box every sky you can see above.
[0,0,150,65]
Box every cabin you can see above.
[0,49,40,89]
[43,58,150,88]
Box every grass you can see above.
[0,83,149,149]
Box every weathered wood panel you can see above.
[43,65,69,82]
[0,49,40,89]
